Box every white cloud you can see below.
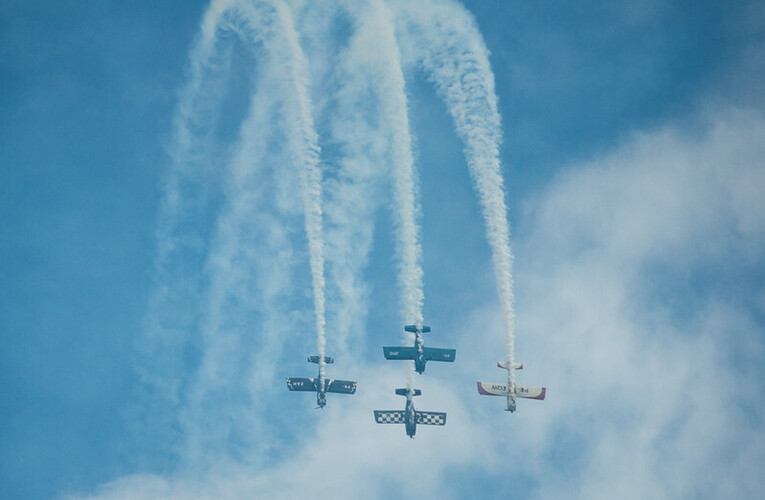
[80,104,765,499]
[516,107,765,499]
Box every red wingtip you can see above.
[476,382,491,395]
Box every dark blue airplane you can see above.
[383,324,456,374]
[373,387,446,438]
[286,356,356,408]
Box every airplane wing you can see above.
[286,377,318,392]
[422,347,456,362]
[383,346,417,360]
[477,382,546,400]
[415,411,446,426]
[325,379,357,394]
[374,410,406,424]
[476,381,511,396]
[516,385,546,400]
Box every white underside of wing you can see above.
[477,381,511,396]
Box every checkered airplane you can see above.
[373,387,446,438]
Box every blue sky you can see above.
[2,1,764,498]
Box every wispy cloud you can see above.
[515,107,765,499]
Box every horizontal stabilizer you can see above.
[383,346,416,361]
[497,361,523,370]
[516,385,546,400]
[286,377,319,392]
[477,381,511,396]
[416,411,446,426]
[374,410,405,424]
[404,325,431,333]
[423,347,456,362]
[307,355,334,364]
[395,388,421,397]
[325,379,357,394]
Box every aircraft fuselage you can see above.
[405,396,417,437]
[414,339,427,374]
[317,390,327,408]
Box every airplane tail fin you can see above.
[497,361,523,371]
[395,388,421,397]
[404,325,431,333]
[308,355,334,364]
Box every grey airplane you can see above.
[286,356,356,408]
[383,324,456,374]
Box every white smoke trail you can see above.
[143,0,331,466]
[291,0,427,392]
[356,0,424,390]
[269,0,328,389]
[169,0,296,467]
[138,0,246,457]
[192,0,328,392]
[391,0,517,387]
[313,1,401,360]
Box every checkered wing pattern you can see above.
[416,411,447,426]
[374,410,405,424]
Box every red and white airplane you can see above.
[477,361,546,412]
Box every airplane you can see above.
[383,324,456,374]
[476,361,546,412]
[286,355,356,408]
[373,387,446,438]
